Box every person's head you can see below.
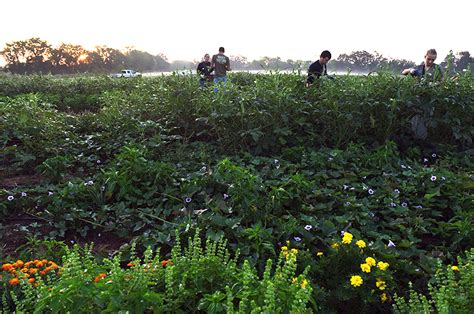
[424,49,437,67]
[319,50,332,65]
[203,54,210,61]
[219,47,225,53]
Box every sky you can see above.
[1,0,473,66]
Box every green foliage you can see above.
[1,73,473,312]
[393,248,474,313]
[1,229,312,312]
[15,238,68,263]
[303,232,395,312]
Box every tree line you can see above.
[1,38,472,75]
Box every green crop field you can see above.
[1,72,473,312]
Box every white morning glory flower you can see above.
[394,189,400,194]
[273,159,280,169]
[368,189,375,195]
[431,175,437,181]
[7,195,14,201]
[388,240,396,247]
[294,236,302,242]
[185,197,192,203]
[401,202,408,207]
[21,192,27,197]
[304,225,313,231]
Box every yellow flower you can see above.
[356,240,366,249]
[376,278,386,290]
[377,261,389,271]
[290,248,298,255]
[360,263,371,273]
[380,293,388,303]
[350,275,363,287]
[316,252,323,257]
[451,266,459,272]
[292,277,298,285]
[301,279,308,289]
[331,243,340,249]
[281,246,288,251]
[365,257,376,267]
[342,232,353,244]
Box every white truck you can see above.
[112,69,142,78]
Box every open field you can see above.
[1,72,473,312]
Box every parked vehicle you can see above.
[112,69,142,78]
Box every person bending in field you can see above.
[211,47,231,92]
[402,49,443,81]
[197,53,214,88]
[306,50,332,87]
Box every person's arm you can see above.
[226,57,231,71]
[211,56,216,69]
[402,68,412,75]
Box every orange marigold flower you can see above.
[15,260,24,268]
[1,263,13,271]
[28,278,35,284]
[161,260,172,267]
[35,261,44,268]
[29,268,38,274]
[21,268,29,273]
[127,262,135,267]
[94,273,107,282]
[41,259,48,265]
[9,278,19,286]
[25,274,31,278]
[40,271,46,276]
[25,261,33,267]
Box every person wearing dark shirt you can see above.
[306,50,332,87]
[197,54,214,88]
[211,47,231,92]
[402,49,443,81]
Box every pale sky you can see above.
[1,0,473,65]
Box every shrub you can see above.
[393,248,474,313]
[1,229,313,312]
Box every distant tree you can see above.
[454,51,473,73]
[0,38,52,74]
[94,46,126,71]
[50,43,87,73]
[229,55,249,70]
[124,49,155,72]
[334,50,381,72]
[385,58,416,73]
[153,54,170,71]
